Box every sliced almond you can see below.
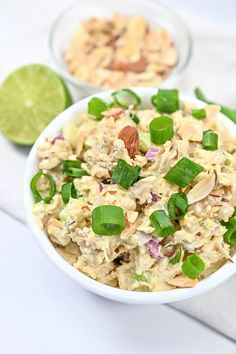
[112,13,129,33]
[146,29,162,51]
[159,46,177,66]
[109,57,147,73]
[126,211,139,224]
[118,126,139,158]
[103,107,124,119]
[187,171,216,205]
[108,60,129,73]
[178,120,203,142]
[88,46,114,69]
[107,190,117,195]
[128,57,148,73]
[116,41,141,62]
[120,220,139,239]
[167,275,198,288]
[76,131,85,158]
[160,30,172,48]
[205,104,220,118]
[126,16,147,41]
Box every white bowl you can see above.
[24,88,236,304]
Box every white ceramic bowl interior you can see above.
[24,88,236,304]
[49,0,192,96]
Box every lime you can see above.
[0,64,72,145]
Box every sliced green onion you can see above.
[223,218,236,245]
[149,116,174,145]
[151,89,179,113]
[133,273,149,282]
[164,157,204,188]
[65,168,88,178]
[181,254,205,279]
[192,108,206,120]
[149,210,174,237]
[63,160,81,170]
[61,182,77,204]
[112,159,141,189]
[169,245,182,265]
[195,87,236,124]
[168,193,188,220]
[88,97,107,120]
[202,130,218,151]
[92,205,125,236]
[112,89,141,108]
[30,171,56,204]
[129,112,140,124]
[62,160,88,178]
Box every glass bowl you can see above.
[49,0,192,96]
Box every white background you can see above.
[0,0,236,353]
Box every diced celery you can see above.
[139,132,151,153]
[63,122,78,148]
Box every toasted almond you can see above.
[159,46,177,66]
[120,220,139,238]
[131,71,156,81]
[74,65,91,81]
[126,211,139,224]
[116,41,141,62]
[104,70,125,88]
[187,171,216,205]
[205,104,221,118]
[146,29,162,51]
[178,120,203,142]
[108,60,130,72]
[103,107,124,119]
[76,132,85,158]
[128,57,148,73]
[82,205,91,212]
[160,30,172,47]
[68,60,80,74]
[107,190,117,195]
[125,216,130,229]
[109,57,147,73]
[126,16,147,41]
[88,46,114,69]
[167,275,198,288]
[112,13,129,33]
[118,126,139,158]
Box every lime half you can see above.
[0,64,72,145]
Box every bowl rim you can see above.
[24,87,236,304]
[48,0,192,92]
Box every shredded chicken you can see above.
[32,94,236,292]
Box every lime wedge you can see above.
[0,64,72,145]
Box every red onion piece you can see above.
[147,239,161,259]
[151,192,158,202]
[99,183,104,192]
[145,146,160,161]
[52,134,64,144]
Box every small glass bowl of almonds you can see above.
[49,0,191,96]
